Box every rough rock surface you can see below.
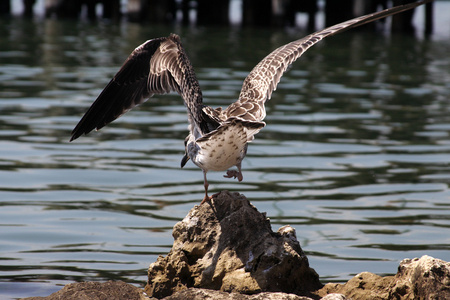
[145,192,322,298]
[144,191,322,299]
[317,272,392,300]
[20,255,450,300]
[20,281,149,300]
[390,255,450,299]
[18,256,450,300]
[19,191,450,300]
[316,255,450,300]
[22,284,347,300]
[162,288,347,300]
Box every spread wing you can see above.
[225,0,431,122]
[70,33,204,141]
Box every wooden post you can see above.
[23,0,36,17]
[392,0,415,33]
[242,0,271,26]
[424,0,433,36]
[0,0,11,15]
[101,0,121,20]
[181,0,190,25]
[197,0,229,25]
[44,0,82,19]
[325,0,354,27]
[85,0,96,20]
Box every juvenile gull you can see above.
[70,1,431,204]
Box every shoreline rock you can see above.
[20,281,149,300]
[317,255,450,300]
[21,191,450,300]
[145,191,322,298]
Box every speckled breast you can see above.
[189,122,249,172]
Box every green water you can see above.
[0,11,449,299]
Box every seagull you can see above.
[70,0,431,204]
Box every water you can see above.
[0,9,449,299]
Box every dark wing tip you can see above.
[69,120,99,142]
[70,37,172,142]
[70,118,101,142]
[69,132,79,142]
[69,117,90,142]
[70,33,202,142]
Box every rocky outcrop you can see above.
[390,255,450,299]
[22,254,450,299]
[144,191,322,299]
[20,281,149,300]
[20,191,450,300]
[161,288,347,300]
[316,255,450,300]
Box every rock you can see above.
[161,288,348,300]
[20,255,448,300]
[144,191,322,299]
[20,281,150,300]
[17,191,450,300]
[319,294,348,300]
[389,255,450,299]
[317,272,393,300]
[162,288,313,299]
[316,255,450,300]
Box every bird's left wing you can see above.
[226,0,432,122]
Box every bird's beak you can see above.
[181,154,190,168]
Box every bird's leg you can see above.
[223,162,243,182]
[200,170,212,205]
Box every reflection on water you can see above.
[0,14,450,299]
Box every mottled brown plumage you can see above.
[70,1,431,204]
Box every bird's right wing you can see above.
[70,34,204,141]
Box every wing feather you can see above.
[70,34,204,141]
[229,0,432,122]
